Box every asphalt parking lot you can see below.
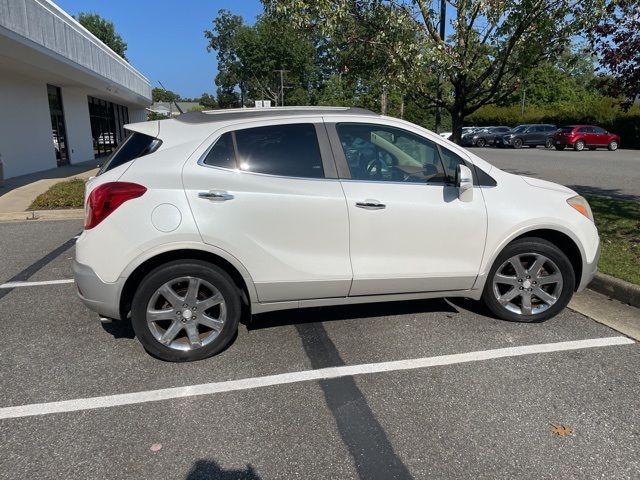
[474,147,640,201]
[1,219,639,480]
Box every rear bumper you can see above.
[73,261,123,320]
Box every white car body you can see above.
[74,107,599,325]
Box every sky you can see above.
[55,0,264,99]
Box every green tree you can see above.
[205,10,318,106]
[198,93,218,109]
[77,12,128,60]
[151,87,181,103]
[266,0,604,142]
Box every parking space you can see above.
[473,147,640,201]
[1,219,639,479]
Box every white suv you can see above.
[74,107,599,362]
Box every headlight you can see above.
[567,195,594,222]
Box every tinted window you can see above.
[438,145,467,181]
[203,132,236,169]
[543,125,556,132]
[98,132,161,174]
[234,124,324,178]
[593,127,607,134]
[336,123,446,183]
[559,126,574,133]
[578,127,591,133]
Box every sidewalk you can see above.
[0,160,98,214]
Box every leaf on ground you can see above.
[550,423,573,437]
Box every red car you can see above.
[553,125,620,151]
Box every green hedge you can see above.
[467,99,640,148]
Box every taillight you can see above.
[84,182,146,229]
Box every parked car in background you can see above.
[75,107,599,362]
[495,124,557,149]
[462,126,511,147]
[439,131,452,139]
[552,125,620,151]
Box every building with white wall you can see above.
[0,0,152,180]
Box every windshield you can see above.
[98,132,162,175]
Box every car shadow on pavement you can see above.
[247,298,460,331]
[185,459,261,480]
[566,185,640,202]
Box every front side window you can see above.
[336,123,447,183]
[98,132,161,174]
[234,124,324,178]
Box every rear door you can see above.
[182,119,352,303]
[326,119,487,296]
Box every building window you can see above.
[88,96,129,157]
[48,85,69,167]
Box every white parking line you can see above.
[0,336,633,420]
[0,279,74,289]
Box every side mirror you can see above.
[457,164,473,201]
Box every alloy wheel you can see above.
[491,253,563,316]
[146,276,226,351]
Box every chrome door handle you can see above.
[198,190,234,201]
[355,199,386,210]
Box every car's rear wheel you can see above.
[545,138,554,149]
[574,139,585,151]
[608,140,618,151]
[482,238,575,323]
[513,138,523,149]
[131,260,241,362]
[476,138,486,147]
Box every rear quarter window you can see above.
[98,132,161,174]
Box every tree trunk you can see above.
[450,109,465,144]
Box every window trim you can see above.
[197,121,338,180]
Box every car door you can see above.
[326,119,488,296]
[592,126,607,146]
[182,120,352,303]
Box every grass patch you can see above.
[587,195,640,285]
[29,178,85,210]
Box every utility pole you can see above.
[381,84,388,115]
[273,69,289,106]
[521,83,526,116]
[434,0,446,133]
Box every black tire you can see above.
[131,260,241,362]
[608,140,618,151]
[482,238,575,323]
[545,138,554,149]
[476,138,486,147]
[513,138,523,149]
[555,145,565,151]
[574,139,585,151]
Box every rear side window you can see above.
[203,132,236,169]
[98,132,161,174]
[234,124,324,178]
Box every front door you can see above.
[328,121,487,296]
[182,121,352,303]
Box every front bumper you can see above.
[578,240,600,291]
[73,261,123,320]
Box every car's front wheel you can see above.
[482,238,575,323]
[574,140,585,151]
[513,138,523,149]
[476,138,486,147]
[608,140,618,151]
[131,260,241,362]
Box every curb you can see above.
[0,209,84,222]
[588,272,640,309]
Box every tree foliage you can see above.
[590,0,640,107]
[264,0,604,141]
[77,12,128,60]
[205,10,318,106]
[152,87,180,103]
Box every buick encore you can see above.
[74,107,600,361]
